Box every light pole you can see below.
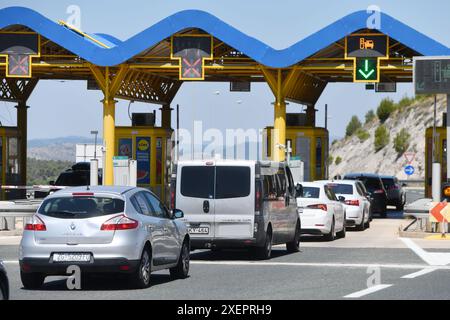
[90,130,98,160]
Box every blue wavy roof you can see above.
[0,6,449,68]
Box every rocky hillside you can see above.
[330,95,446,180]
[27,136,94,162]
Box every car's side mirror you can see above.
[295,183,303,198]
[338,196,346,203]
[49,181,55,186]
[172,209,184,219]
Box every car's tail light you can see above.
[307,204,328,211]
[72,192,94,197]
[374,189,385,194]
[345,200,360,206]
[101,215,138,231]
[25,215,47,231]
[170,179,176,210]
[255,181,261,213]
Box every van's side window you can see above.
[181,166,214,199]
[262,174,277,200]
[286,166,295,196]
[276,169,287,198]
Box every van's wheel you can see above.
[286,221,301,253]
[337,217,346,238]
[324,217,336,241]
[20,271,45,289]
[170,240,190,279]
[356,213,365,231]
[131,248,152,289]
[256,229,272,260]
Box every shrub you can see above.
[377,98,396,123]
[346,116,362,137]
[328,155,334,166]
[394,128,411,154]
[332,139,338,146]
[356,129,370,142]
[396,96,414,111]
[365,110,376,124]
[374,125,390,152]
[335,156,342,165]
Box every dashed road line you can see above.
[344,284,393,298]
[402,267,438,279]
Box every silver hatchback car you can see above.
[19,186,190,289]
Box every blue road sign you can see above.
[404,165,415,176]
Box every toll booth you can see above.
[264,123,329,182]
[425,127,447,198]
[115,125,173,202]
[0,127,24,200]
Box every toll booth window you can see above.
[6,137,19,185]
[427,137,433,187]
[215,166,250,199]
[443,140,447,182]
[315,138,322,178]
[181,166,214,199]
[0,138,2,184]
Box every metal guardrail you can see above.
[0,201,41,231]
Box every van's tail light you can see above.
[255,181,262,213]
[101,215,138,231]
[345,200,360,206]
[307,204,328,211]
[170,179,176,210]
[374,189,385,194]
[25,215,47,231]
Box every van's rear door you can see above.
[214,163,254,239]
[176,163,215,239]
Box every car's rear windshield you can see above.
[327,184,353,195]
[38,197,125,219]
[215,166,250,199]
[358,178,381,191]
[181,166,215,199]
[381,178,395,187]
[300,187,320,199]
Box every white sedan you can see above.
[318,180,371,231]
[296,182,346,241]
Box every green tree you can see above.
[335,156,342,165]
[328,155,334,166]
[356,129,370,142]
[374,125,390,152]
[394,129,411,154]
[377,98,396,123]
[365,110,376,124]
[346,116,362,137]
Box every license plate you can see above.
[53,253,91,262]
[188,227,209,234]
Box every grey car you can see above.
[0,260,9,300]
[19,186,190,289]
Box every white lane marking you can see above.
[402,267,438,279]
[2,260,19,264]
[191,260,450,270]
[400,238,450,266]
[344,284,393,298]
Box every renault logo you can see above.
[70,223,76,231]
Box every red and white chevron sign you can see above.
[430,202,450,223]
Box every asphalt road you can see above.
[2,188,449,300]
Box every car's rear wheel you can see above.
[20,271,45,289]
[337,217,346,238]
[255,229,272,260]
[324,217,336,241]
[170,240,190,279]
[131,248,152,289]
[0,281,6,300]
[356,213,365,231]
[286,221,301,253]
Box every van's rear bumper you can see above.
[191,238,263,250]
[19,258,140,275]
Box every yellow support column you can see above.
[273,69,286,162]
[16,101,28,186]
[103,98,116,185]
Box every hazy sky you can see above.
[1,0,450,140]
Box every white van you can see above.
[170,160,301,259]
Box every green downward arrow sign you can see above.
[358,59,375,79]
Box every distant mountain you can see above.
[27,136,96,162]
